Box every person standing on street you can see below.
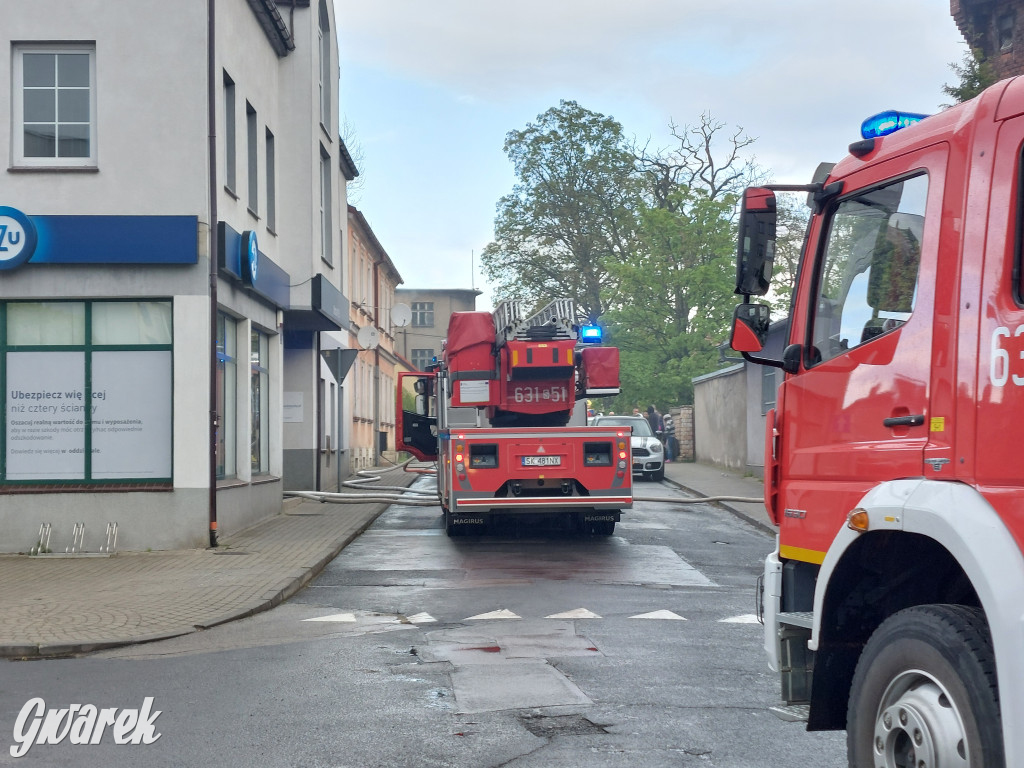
[663,409,675,462]
[646,404,664,440]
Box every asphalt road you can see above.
[0,479,846,767]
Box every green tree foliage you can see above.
[480,100,641,323]
[942,46,997,106]
[483,102,760,408]
[604,188,737,408]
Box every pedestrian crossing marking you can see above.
[629,610,687,620]
[465,609,521,621]
[719,614,760,624]
[544,608,602,619]
[300,609,762,625]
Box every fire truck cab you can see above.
[731,81,1024,767]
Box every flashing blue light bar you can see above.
[860,110,930,140]
[580,325,603,343]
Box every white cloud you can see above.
[335,0,968,298]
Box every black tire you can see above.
[846,604,1004,768]
[652,465,665,482]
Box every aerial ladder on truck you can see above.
[397,299,632,535]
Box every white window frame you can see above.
[224,71,236,192]
[265,128,276,233]
[12,43,97,168]
[320,145,332,265]
[318,1,331,132]
[246,101,258,215]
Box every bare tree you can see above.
[340,116,366,203]
[632,112,766,211]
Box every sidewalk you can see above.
[0,462,770,659]
[661,460,774,534]
[0,465,421,659]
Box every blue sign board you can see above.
[218,222,290,309]
[0,207,39,270]
[0,209,199,269]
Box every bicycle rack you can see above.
[29,523,52,555]
[100,522,118,554]
[66,522,86,554]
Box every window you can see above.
[246,102,258,214]
[412,302,434,327]
[999,12,1016,52]
[320,145,332,265]
[318,0,331,131]
[761,367,777,415]
[3,301,172,483]
[13,44,96,166]
[411,349,435,371]
[224,72,236,192]
[251,330,270,474]
[216,313,237,479]
[810,174,927,366]
[266,128,276,232]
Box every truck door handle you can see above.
[883,414,925,428]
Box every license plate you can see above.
[522,456,561,467]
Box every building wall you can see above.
[692,364,748,472]
[347,207,403,470]
[0,0,348,550]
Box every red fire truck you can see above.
[731,80,1024,767]
[397,299,631,535]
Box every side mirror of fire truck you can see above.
[731,303,770,353]
[412,376,434,416]
[735,187,777,297]
[730,303,802,375]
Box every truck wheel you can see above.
[846,604,1004,768]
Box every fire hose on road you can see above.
[287,460,762,507]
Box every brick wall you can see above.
[671,406,695,462]
[952,0,1024,79]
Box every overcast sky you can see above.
[335,0,968,311]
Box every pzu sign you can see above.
[0,207,38,270]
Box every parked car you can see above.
[591,415,664,481]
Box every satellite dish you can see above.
[356,325,380,350]
[391,303,412,328]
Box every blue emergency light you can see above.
[860,110,930,140]
[580,325,603,343]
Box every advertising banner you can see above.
[91,351,172,480]
[6,352,86,480]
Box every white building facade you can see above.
[0,0,353,552]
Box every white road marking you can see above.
[465,609,521,621]
[301,609,756,624]
[629,610,687,620]
[544,608,602,619]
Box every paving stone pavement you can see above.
[0,461,769,659]
[0,465,421,658]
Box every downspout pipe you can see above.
[372,257,383,464]
[207,0,219,547]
